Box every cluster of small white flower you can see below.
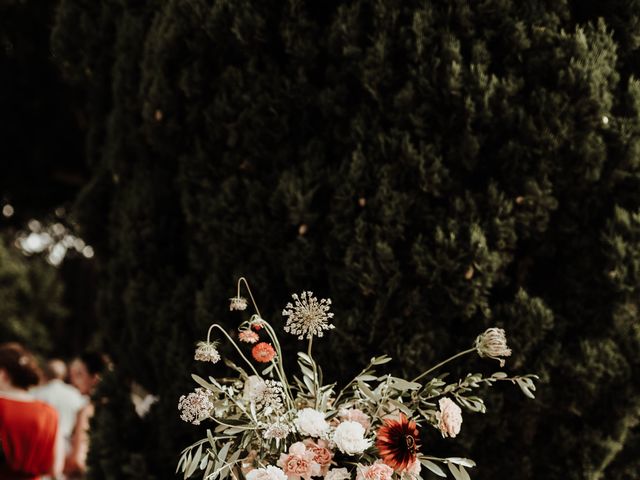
[177,388,213,425]
[282,291,335,340]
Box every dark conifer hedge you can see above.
[52,1,640,479]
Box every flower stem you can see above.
[307,337,321,409]
[411,348,477,383]
[261,321,296,410]
[237,277,262,319]
[207,324,259,377]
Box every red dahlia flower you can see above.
[375,413,420,471]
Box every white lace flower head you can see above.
[178,388,213,425]
[282,291,335,339]
[194,341,221,363]
[262,420,292,440]
[229,296,248,311]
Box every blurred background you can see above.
[1,1,639,479]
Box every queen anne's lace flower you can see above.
[474,328,512,366]
[230,296,248,311]
[282,291,334,339]
[247,379,285,415]
[436,398,462,438]
[295,408,330,438]
[194,341,221,363]
[262,420,292,440]
[332,421,371,455]
[178,388,213,425]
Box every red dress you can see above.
[0,395,58,479]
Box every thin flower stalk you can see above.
[207,324,260,377]
[259,321,296,410]
[411,348,476,383]
[237,277,263,319]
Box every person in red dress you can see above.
[0,343,63,479]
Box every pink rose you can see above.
[278,442,321,480]
[356,462,394,480]
[303,439,334,474]
[437,398,463,438]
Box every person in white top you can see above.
[31,359,88,456]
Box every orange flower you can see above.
[252,342,276,363]
[375,414,420,472]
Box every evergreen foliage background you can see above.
[0,238,68,353]
[52,1,640,479]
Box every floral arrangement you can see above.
[178,278,538,480]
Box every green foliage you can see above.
[0,238,67,352]
[52,0,640,478]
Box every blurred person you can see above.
[31,359,87,456]
[65,352,109,477]
[0,343,63,479]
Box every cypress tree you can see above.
[53,1,640,479]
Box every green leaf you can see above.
[447,463,464,480]
[447,458,476,468]
[386,398,413,416]
[516,378,536,399]
[372,355,392,365]
[192,374,217,391]
[298,352,312,364]
[357,380,379,401]
[389,377,422,391]
[217,441,233,464]
[358,374,378,382]
[185,444,202,478]
[458,466,471,480]
[419,459,447,477]
[300,363,315,379]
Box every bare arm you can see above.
[65,403,94,474]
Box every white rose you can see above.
[332,421,371,455]
[295,408,330,438]
[325,468,351,480]
[246,466,288,480]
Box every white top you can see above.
[31,379,88,452]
